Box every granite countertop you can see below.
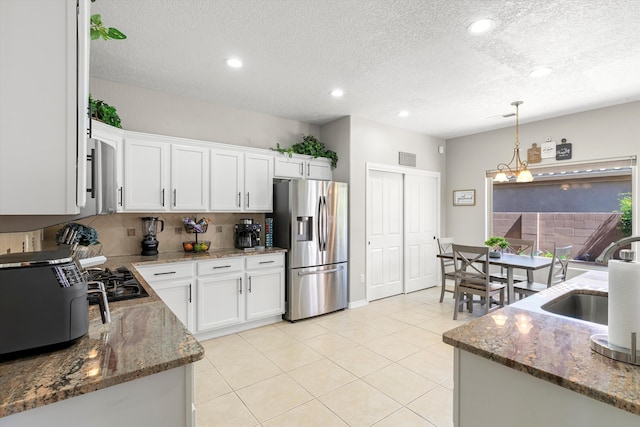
[0,263,211,419]
[105,247,287,268]
[0,247,285,418]
[443,270,640,416]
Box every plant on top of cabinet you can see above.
[90,0,127,41]
[272,135,338,168]
[89,95,122,128]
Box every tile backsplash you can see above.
[0,230,43,255]
[39,213,266,256]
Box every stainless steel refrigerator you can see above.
[273,180,348,321]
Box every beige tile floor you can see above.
[195,286,483,427]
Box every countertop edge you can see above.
[442,271,640,416]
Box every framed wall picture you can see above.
[453,189,475,206]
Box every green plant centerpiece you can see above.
[484,236,509,258]
[272,135,338,168]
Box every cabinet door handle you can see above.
[188,283,192,303]
[300,162,304,175]
[162,188,165,206]
[87,105,92,138]
[259,260,275,264]
[237,192,241,208]
[118,187,124,206]
[239,277,243,294]
[248,276,252,293]
[307,162,310,176]
[213,265,231,269]
[154,271,176,276]
[173,189,177,207]
[246,192,250,208]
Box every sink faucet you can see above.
[596,235,640,264]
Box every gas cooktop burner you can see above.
[87,266,149,303]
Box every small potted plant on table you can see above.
[484,236,509,258]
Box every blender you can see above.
[141,217,164,256]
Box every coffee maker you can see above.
[234,219,261,249]
[141,217,164,256]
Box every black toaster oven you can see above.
[0,248,89,356]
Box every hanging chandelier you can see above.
[493,101,533,183]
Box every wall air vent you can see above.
[399,152,416,167]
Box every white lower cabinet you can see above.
[196,257,245,331]
[135,254,284,337]
[195,253,285,336]
[135,262,195,331]
[245,255,285,321]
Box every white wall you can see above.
[90,78,320,148]
[346,117,445,302]
[445,101,640,246]
[320,116,351,183]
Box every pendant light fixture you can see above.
[494,101,534,183]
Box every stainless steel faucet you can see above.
[596,235,640,264]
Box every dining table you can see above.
[437,252,553,304]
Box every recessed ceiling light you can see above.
[330,89,344,97]
[398,111,409,117]
[225,58,243,68]
[529,67,553,78]
[467,19,495,34]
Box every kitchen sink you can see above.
[540,290,608,325]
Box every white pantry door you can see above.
[367,170,404,301]
[404,173,439,293]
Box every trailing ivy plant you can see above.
[89,95,122,128]
[272,135,338,168]
[90,0,126,41]
[617,192,632,237]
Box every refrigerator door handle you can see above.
[317,196,324,252]
[297,265,344,276]
[322,195,328,252]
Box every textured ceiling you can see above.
[90,0,640,139]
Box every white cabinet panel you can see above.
[171,144,209,211]
[306,159,332,180]
[210,149,244,211]
[123,139,169,211]
[0,0,89,214]
[136,262,195,332]
[197,274,244,331]
[274,155,305,179]
[210,149,272,212]
[273,155,332,181]
[244,153,273,211]
[246,269,284,321]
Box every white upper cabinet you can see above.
[210,149,273,212]
[0,0,89,214]
[170,144,209,211]
[244,153,273,211]
[273,154,332,181]
[123,138,170,211]
[210,148,244,211]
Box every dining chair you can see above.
[490,238,536,284]
[451,244,505,320]
[437,237,456,302]
[514,245,572,298]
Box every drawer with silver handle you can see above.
[198,257,244,276]
[245,253,284,270]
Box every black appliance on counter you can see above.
[234,219,261,249]
[141,216,164,256]
[0,248,105,356]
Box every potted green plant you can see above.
[272,134,338,168]
[89,95,122,128]
[484,236,509,258]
